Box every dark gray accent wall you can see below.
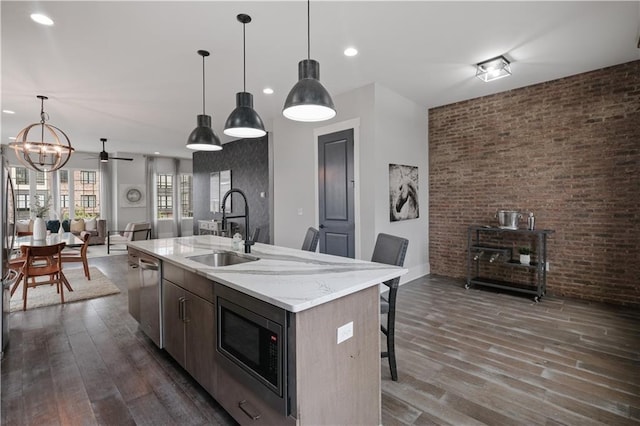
[193,135,270,243]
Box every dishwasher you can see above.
[128,248,163,348]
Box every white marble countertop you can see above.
[128,235,407,312]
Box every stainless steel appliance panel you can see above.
[139,255,162,348]
[215,283,291,416]
[1,147,17,357]
[127,249,141,322]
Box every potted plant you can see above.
[518,247,532,265]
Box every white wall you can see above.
[372,84,429,281]
[272,83,429,282]
[111,152,147,230]
[272,118,318,248]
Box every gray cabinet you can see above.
[162,280,185,366]
[162,264,216,396]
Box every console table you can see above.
[466,226,554,302]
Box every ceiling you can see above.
[2,1,639,160]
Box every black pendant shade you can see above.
[282,0,336,122]
[187,114,221,151]
[224,14,266,138]
[224,92,266,138]
[283,59,336,122]
[187,50,222,151]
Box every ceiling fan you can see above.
[98,138,133,162]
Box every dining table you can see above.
[10,232,84,297]
[15,232,84,248]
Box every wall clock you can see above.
[120,184,146,208]
[126,188,142,203]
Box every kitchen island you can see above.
[128,235,407,425]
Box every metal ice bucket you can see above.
[496,210,522,229]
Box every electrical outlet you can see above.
[337,321,353,344]
[546,262,550,271]
[297,208,303,216]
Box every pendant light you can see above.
[9,95,74,173]
[282,0,336,122]
[187,50,222,151]
[224,14,266,138]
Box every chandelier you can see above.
[9,95,74,172]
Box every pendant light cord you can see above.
[201,54,206,115]
[39,96,46,142]
[307,0,311,60]
[243,20,247,92]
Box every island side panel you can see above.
[294,285,380,425]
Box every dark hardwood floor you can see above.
[2,255,639,425]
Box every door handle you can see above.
[178,297,185,321]
[319,224,325,229]
[183,297,190,323]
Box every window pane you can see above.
[157,173,173,219]
[14,167,29,185]
[73,169,100,217]
[180,174,193,218]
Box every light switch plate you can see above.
[337,321,353,344]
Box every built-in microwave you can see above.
[216,284,294,416]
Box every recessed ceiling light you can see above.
[8,137,16,141]
[30,13,54,26]
[154,151,160,155]
[2,110,15,114]
[344,47,358,57]
[263,88,274,95]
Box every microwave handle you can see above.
[238,400,261,421]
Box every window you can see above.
[80,195,97,208]
[14,167,28,185]
[80,171,96,184]
[60,170,69,184]
[60,194,69,209]
[157,174,173,219]
[36,172,45,185]
[180,174,193,218]
[73,169,100,218]
[16,194,29,211]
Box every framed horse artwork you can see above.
[389,164,419,221]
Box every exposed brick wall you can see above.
[429,60,640,307]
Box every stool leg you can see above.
[388,328,397,381]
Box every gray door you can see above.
[318,129,355,258]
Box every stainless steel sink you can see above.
[187,251,259,267]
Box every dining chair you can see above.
[371,233,408,381]
[301,227,319,252]
[60,231,91,280]
[21,242,68,311]
[8,246,28,297]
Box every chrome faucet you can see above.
[221,188,254,254]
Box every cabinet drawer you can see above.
[163,262,214,303]
[183,272,215,303]
[216,367,295,426]
[163,262,184,285]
